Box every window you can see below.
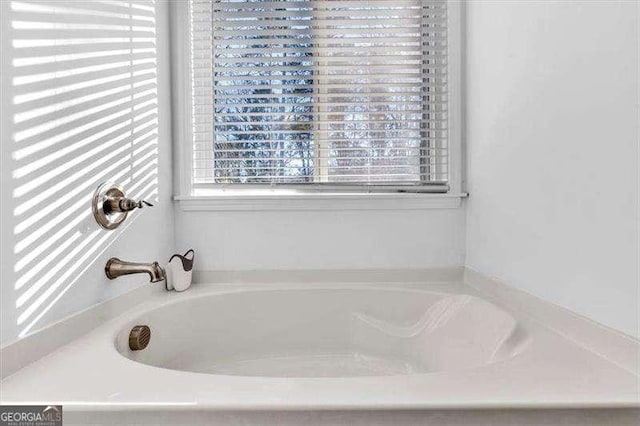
[185,0,457,195]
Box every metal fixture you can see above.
[92,182,153,230]
[105,258,166,283]
[129,325,151,351]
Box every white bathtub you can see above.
[2,281,638,425]
[117,288,528,378]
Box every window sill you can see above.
[175,192,467,211]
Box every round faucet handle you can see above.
[93,182,154,230]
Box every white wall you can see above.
[175,207,466,271]
[0,1,175,344]
[465,0,640,337]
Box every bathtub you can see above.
[2,281,638,425]
[117,288,528,378]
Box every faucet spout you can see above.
[105,258,165,283]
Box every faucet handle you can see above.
[92,182,155,230]
[118,198,154,212]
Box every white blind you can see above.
[190,0,448,189]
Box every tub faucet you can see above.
[105,258,165,283]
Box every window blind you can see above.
[190,0,448,190]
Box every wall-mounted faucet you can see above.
[105,258,166,283]
[92,182,153,230]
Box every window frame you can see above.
[171,0,465,210]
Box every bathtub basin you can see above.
[3,281,638,418]
[116,288,527,377]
